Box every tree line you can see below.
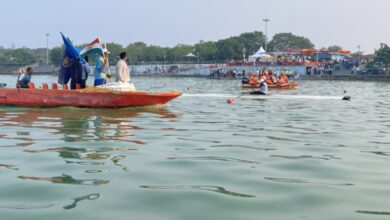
[3,31,383,67]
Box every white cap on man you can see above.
[103,48,110,54]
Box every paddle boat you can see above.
[241,81,298,90]
[0,83,181,108]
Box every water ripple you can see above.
[264,177,354,186]
[210,144,276,151]
[18,174,110,185]
[356,210,390,215]
[0,204,54,210]
[167,156,260,164]
[140,185,255,198]
[63,193,100,210]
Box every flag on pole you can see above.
[58,32,82,85]
[80,38,104,56]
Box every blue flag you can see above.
[58,33,84,85]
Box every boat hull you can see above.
[0,88,181,108]
[241,81,298,90]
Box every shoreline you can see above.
[2,72,390,82]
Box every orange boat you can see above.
[0,84,181,108]
[241,81,298,90]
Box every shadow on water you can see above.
[140,185,255,198]
[0,106,177,145]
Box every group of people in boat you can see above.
[242,69,290,95]
[244,69,289,86]
[16,49,132,90]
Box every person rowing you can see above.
[250,77,268,95]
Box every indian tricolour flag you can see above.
[80,38,103,56]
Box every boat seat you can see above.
[42,83,49,90]
[76,83,81,90]
[52,83,58,90]
[63,84,68,90]
[28,82,35,89]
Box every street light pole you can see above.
[46,33,50,65]
[263,18,270,51]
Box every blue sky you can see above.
[1,0,389,53]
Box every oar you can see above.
[227,93,246,104]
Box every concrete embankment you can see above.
[298,74,390,81]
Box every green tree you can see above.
[49,46,64,67]
[194,40,218,61]
[127,42,148,64]
[236,31,266,57]
[167,44,193,62]
[4,48,37,65]
[216,37,242,60]
[144,45,166,62]
[268,33,315,52]
[326,45,343,51]
[105,42,124,64]
[374,43,390,65]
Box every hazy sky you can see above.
[1,0,389,53]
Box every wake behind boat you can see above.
[183,93,351,101]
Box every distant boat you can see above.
[241,81,298,90]
[0,84,181,108]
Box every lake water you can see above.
[1,75,390,220]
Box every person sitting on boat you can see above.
[16,67,33,89]
[249,74,258,86]
[116,52,130,83]
[277,71,289,85]
[266,71,276,85]
[259,81,268,95]
[260,71,267,83]
[94,48,111,86]
[250,78,268,95]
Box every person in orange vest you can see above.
[266,70,276,85]
[249,73,258,85]
[277,71,289,85]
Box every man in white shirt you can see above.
[116,52,130,83]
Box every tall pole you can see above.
[263,18,270,51]
[46,33,50,65]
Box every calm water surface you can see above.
[0,75,390,220]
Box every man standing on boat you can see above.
[16,67,33,89]
[116,52,130,83]
[94,48,111,86]
[80,56,91,89]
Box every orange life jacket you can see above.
[282,75,289,83]
[266,75,274,85]
[249,75,258,85]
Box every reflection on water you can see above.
[141,185,255,198]
[0,204,54,210]
[19,174,110,186]
[264,177,354,186]
[63,193,100,210]
[0,163,18,170]
[167,156,260,164]
[0,107,177,143]
[356,210,390,215]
